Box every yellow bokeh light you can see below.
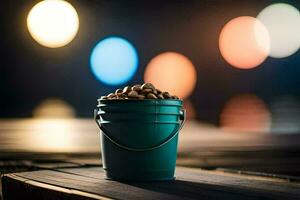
[30,98,76,152]
[33,98,75,118]
[31,119,74,152]
[144,52,197,99]
[27,0,79,48]
[219,16,270,69]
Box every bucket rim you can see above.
[97,99,183,107]
[98,99,183,102]
[100,121,180,124]
[98,111,182,115]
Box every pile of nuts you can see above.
[100,83,179,100]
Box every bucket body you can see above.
[95,99,185,181]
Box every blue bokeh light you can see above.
[90,37,139,85]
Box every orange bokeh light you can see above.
[144,52,197,99]
[219,16,270,69]
[220,94,271,133]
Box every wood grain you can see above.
[2,167,300,200]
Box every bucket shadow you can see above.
[122,179,260,200]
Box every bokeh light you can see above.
[270,96,300,134]
[33,98,75,118]
[90,37,138,86]
[219,16,270,69]
[28,99,100,153]
[27,0,79,48]
[220,94,271,133]
[257,3,300,58]
[183,100,196,119]
[144,52,197,99]
[30,119,74,152]
[31,98,76,152]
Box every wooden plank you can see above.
[2,174,110,200]
[58,167,105,179]
[58,167,300,199]
[177,149,300,176]
[175,167,300,199]
[2,167,300,200]
[2,170,184,200]
[216,168,300,182]
[59,166,300,185]
[32,162,82,169]
[65,158,101,166]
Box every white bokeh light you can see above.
[27,0,79,48]
[257,3,300,58]
[271,96,300,134]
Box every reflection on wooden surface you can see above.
[0,119,99,153]
[0,119,299,153]
[220,94,271,133]
[0,119,300,177]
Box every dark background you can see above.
[1,0,299,124]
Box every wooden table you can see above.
[1,120,300,199]
[2,166,300,200]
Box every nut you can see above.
[162,92,171,99]
[122,86,132,94]
[107,93,116,98]
[117,93,127,99]
[128,90,139,98]
[140,88,153,95]
[152,89,158,95]
[157,94,164,99]
[137,95,145,100]
[147,93,157,99]
[132,84,142,92]
[98,83,181,100]
[141,83,155,90]
[115,89,123,95]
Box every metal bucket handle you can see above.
[94,109,186,152]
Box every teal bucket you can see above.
[94,99,185,181]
